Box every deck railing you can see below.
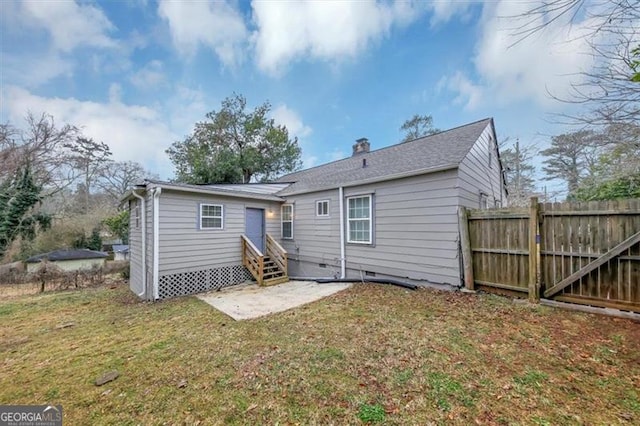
[266,234,288,276]
[241,235,264,285]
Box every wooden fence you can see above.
[459,198,640,313]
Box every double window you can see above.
[200,204,223,229]
[347,195,372,244]
[316,200,329,217]
[281,204,293,239]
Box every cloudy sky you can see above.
[1,0,597,192]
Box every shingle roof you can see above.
[205,183,291,195]
[276,118,493,195]
[26,249,108,263]
[142,180,285,201]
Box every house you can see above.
[25,249,108,273]
[123,118,506,300]
[112,244,130,261]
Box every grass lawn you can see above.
[1,283,639,425]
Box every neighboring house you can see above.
[112,245,130,261]
[25,249,108,273]
[124,118,506,300]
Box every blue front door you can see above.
[245,208,265,253]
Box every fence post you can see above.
[528,197,540,302]
[458,207,474,290]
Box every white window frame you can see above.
[347,195,372,244]
[316,200,330,217]
[281,204,293,239]
[133,201,140,228]
[479,193,488,210]
[200,204,224,230]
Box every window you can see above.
[132,201,140,228]
[316,200,329,217]
[281,204,293,239]
[479,193,488,209]
[347,195,372,244]
[200,204,223,229]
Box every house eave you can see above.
[145,182,286,202]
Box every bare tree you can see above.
[63,137,112,212]
[97,160,155,202]
[500,138,538,206]
[0,113,79,194]
[514,0,640,125]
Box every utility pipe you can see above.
[317,278,418,290]
[152,187,162,300]
[338,186,346,279]
[131,190,147,298]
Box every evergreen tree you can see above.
[104,210,130,244]
[0,165,51,258]
[88,228,103,251]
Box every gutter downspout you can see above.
[131,190,147,298]
[152,187,162,300]
[339,186,346,279]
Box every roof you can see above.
[204,183,290,195]
[26,249,108,263]
[112,245,129,253]
[275,118,494,195]
[122,180,285,202]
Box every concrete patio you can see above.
[197,280,351,320]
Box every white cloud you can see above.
[428,2,473,26]
[1,1,122,88]
[270,104,315,167]
[158,0,248,67]
[271,105,312,138]
[21,0,116,52]
[2,50,74,88]
[130,60,167,90]
[251,0,426,75]
[444,1,601,110]
[445,72,484,110]
[164,86,210,137]
[3,86,177,179]
[108,83,123,104]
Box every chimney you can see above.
[352,137,370,156]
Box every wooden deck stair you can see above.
[241,234,288,286]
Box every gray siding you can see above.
[157,190,281,276]
[128,198,143,295]
[280,189,342,277]
[343,170,460,285]
[457,123,507,209]
[283,170,462,285]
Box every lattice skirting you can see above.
[158,265,253,299]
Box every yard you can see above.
[1,283,639,425]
